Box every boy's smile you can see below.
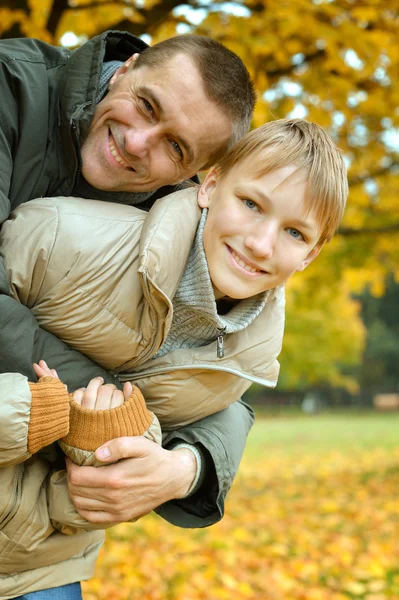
[198,160,322,300]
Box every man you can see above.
[0,30,255,532]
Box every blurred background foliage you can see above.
[1,0,398,404]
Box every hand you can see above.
[66,437,197,524]
[33,359,59,379]
[72,378,133,410]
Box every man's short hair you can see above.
[135,35,256,167]
[215,119,348,244]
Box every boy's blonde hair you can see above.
[214,119,348,244]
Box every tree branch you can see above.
[110,0,183,36]
[0,0,30,10]
[349,162,399,186]
[46,0,70,36]
[338,223,399,236]
[66,0,141,10]
[267,48,326,78]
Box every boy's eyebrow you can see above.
[139,85,195,164]
[245,184,319,232]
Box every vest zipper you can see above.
[217,328,226,359]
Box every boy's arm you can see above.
[0,372,70,468]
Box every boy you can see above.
[0,119,347,596]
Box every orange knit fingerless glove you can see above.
[28,377,70,454]
[62,385,154,451]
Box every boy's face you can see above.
[198,160,322,300]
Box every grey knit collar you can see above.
[96,60,123,102]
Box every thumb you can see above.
[95,435,151,463]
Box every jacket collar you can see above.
[59,30,148,139]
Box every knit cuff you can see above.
[28,377,70,454]
[63,386,153,451]
[172,443,204,498]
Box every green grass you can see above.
[245,411,399,457]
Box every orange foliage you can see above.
[83,429,399,599]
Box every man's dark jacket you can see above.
[0,30,254,527]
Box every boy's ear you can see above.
[198,168,219,208]
[296,243,323,272]
[109,54,139,87]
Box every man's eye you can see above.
[170,139,183,158]
[288,228,304,241]
[141,98,154,115]
[243,198,259,211]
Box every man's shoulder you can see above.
[0,37,70,67]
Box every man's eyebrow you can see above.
[140,85,195,164]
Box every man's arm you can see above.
[66,398,254,528]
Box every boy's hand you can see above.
[72,378,133,410]
[33,359,60,379]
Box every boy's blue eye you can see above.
[288,228,303,240]
[243,199,258,211]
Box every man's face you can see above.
[80,53,231,192]
[198,160,322,300]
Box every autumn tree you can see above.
[1,0,397,391]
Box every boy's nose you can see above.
[245,222,277,259]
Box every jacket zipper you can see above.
[71,119,83,181]
[0,464,24,531]
[70,101,92,183]
[119,363,277,388]
[217,328,226,358]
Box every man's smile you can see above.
[108,131,135,171]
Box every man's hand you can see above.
[66,437,197,524]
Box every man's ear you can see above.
[109,53,139,88]
[296,243,323,272]
[197,168,219,208]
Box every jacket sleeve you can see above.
[0,213,123,393]
[157,398,254,527]
[0,374,71,467]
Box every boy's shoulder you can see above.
[26,196,147,223]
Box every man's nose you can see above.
[124,127,158,158]
[245,221,277,259]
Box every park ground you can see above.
[83,412,399,600]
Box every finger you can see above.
[110,389,124,409]
[95,383,117,410]
[66,458,118,489]
[82,377,104,409]
[33,363,49,378]
[123,381,133,402]
[95,436,152,463]
[73,509,122,525]
[72,388,86,406]
[33,361,55,379]
[51,368,59,378]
